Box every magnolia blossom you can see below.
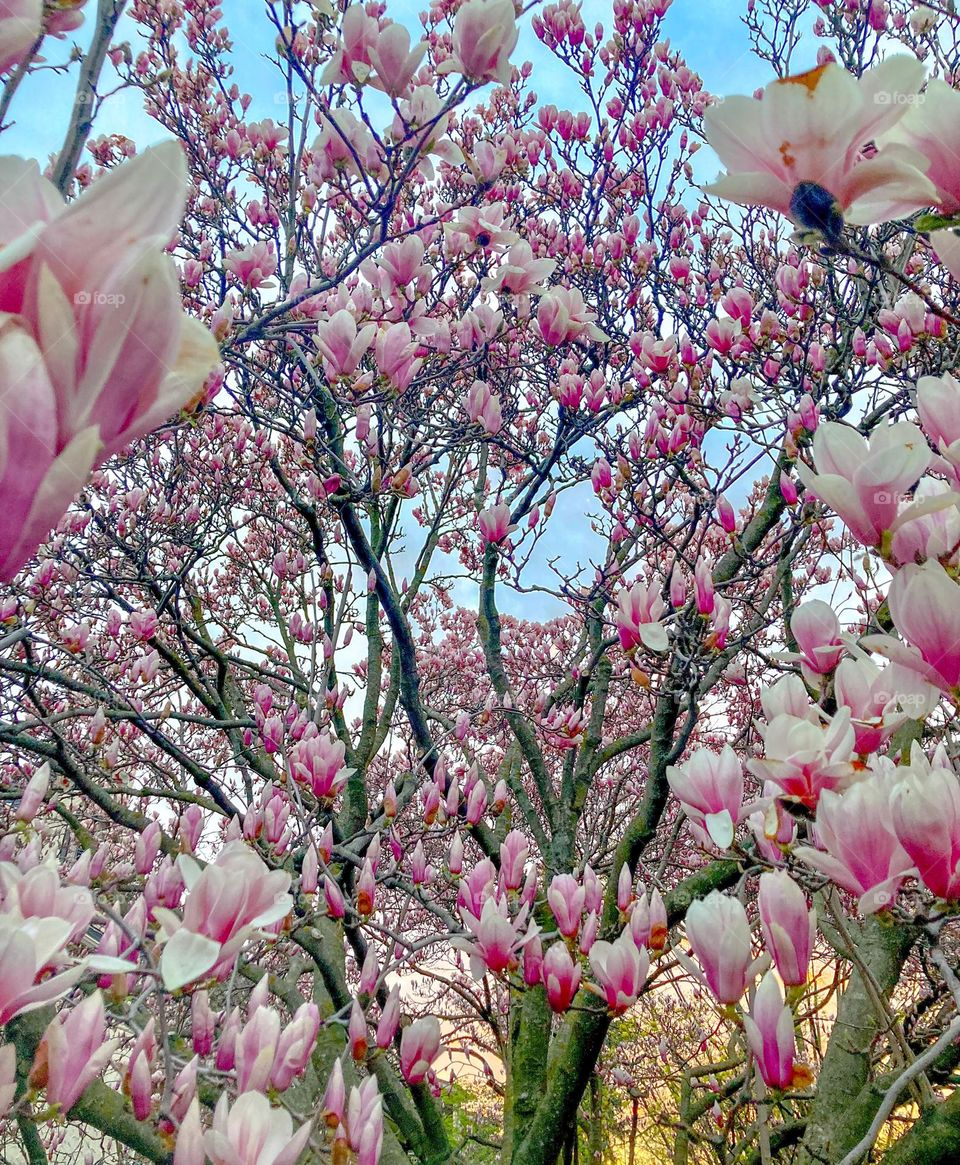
[464,379,503,434]
[881,77,960,214]
[758,871,815,986]
[833,656,931,755]
[890,750,960,900]
[203,1091,312,1165]
[748,707,857,809]
[685,891,755,1004]
[0,861,94,943]
[587,929,650,1014]
[795,767,914,913]
[703,59,935,240]
[0,0,42,74]
[399,1016,441,1084]
[0,143,219,580]
[789,600,845,686]
[615,578,668,654]
[439,0,518,85]
[666,745,744,849]
[537,287,606,346]
[0,913,85,1024]
[930,228,960,282]
[459,896,527,977]
[547,873,585,938]
[478,502,515,545]
[288,731,353,801]
[797,421,931,551]
[890,480,960,567]
[38,991,120,1113]
[917,372,960,472]
[542,941,581,1012]
[743,973,797,1091]
[863,561,960,693]
[157,843,292,990]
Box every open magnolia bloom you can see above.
[703,57,936,242]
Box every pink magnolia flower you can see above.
[685,891,754,1004]
[224,240,277,289]
[483,240,557,296]
[667,745,744,849]
[272,1002,321,1093]
[0,1,41,75]
[311,109,383,182]
[376,985,401,1050]
[191,991,216,1057]
[203,1091,312,1165]
[703,59,935,240]
[173,1098,204,1165]
[345,1078,384,1165]
[320,4,378,84]
[542,941,582,1012]
[498,830,529,892]
[0,914,84,1024]
[399,1016,441,1084]
[795,768,915,913]
[236,1005,282,1093]
[890,751,960,900]
[547,873,586,938]
[46,0,87,38]
[789,600,845,686]
[367,22,427,97]
[797,421,931,551]
[587,930,650,1014]
[917,372,960,471]
[694,556,715,616]
[315,309,375,380]
[536,287,606,346]
[615,578,668,654]
[375,321,421,391]
[465,379,503,435]
[0,143,219,581]
[38,991,119,1113]
[748,707,857,810]
[440,0,518,86]
[478,501,515,545]
[459,896,525,977]
[289,731,353,802]
[863,561,960,693]
[0,861,94,940]
[157,842,292,990]
[930,228,960,282]
[125,1019,156,1121]
[743,973,797,1091]
[881,77,960,214]
[833,656,930,755]
[890,480,960,567]
[445,205,517,254]
[758,871,815,987]
[14,762,48,823]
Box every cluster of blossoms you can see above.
[7,0,960,1161]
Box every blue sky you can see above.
[4,0,789,160]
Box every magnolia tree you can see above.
[7,0,960,1162]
